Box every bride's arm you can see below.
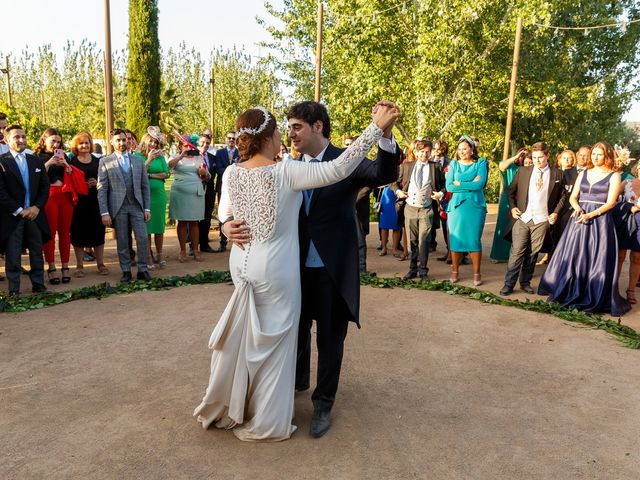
[282,123,384,191]
[217,167,234,223]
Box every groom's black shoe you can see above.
[309,408,331,438]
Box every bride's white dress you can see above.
[194,123,384,441]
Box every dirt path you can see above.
[1,207,640,479]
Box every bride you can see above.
[194,101,400,441]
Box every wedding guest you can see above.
[446,136,488,286]
[68,132,107,277]
[575,145,590,173]
[136,128,169,267]
[538,142,629,316]
[499,142,566,296]
[0,125,50,294]
[35,128,74,284]
[615,155,639,304]
[0,112,8,155]
[97,129,151,282]
[197,132,217,253]
[396,140,445,280]
[125,129,138,153]
[214,131,240,252]
[378,184,402,256]
[276,142,291,162]
[168,135,210,262]
[394,140,424,261]
[490,148,528,263]
[431,139,449,255]
[549,149,578,255]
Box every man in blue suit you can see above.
[214,131,239,252]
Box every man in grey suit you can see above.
[97,129,151,282]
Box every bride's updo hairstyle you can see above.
[235,107,277,161]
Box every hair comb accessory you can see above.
[235,106,271,139]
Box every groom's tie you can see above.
[303,158,319,214]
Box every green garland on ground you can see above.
[0,270,231,313]
[1,269,638,350]
[360,273,640,350]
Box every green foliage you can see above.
[0,43,281,147]
[262,0,640,157]
[360,273,640,349]
[126,0,162,139]
[0,270,232,313]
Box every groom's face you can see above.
[288,117,324,156]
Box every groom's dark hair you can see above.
[286,101,331,139]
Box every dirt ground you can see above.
[1,207,639,479]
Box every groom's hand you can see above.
[372,100,400,138]
[223,219,251,250]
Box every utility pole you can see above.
[1,56,12,107]
[314,1,324,102]
[40,91,47,123]
[210,68,215,138]
[502,17,523,161]
[103,0,115,153]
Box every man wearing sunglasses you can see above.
[214,131,240,252]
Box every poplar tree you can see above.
[126,0,161,138]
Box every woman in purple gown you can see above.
[538,142,630,316]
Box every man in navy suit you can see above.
[0,125,51,294]
[198,133,218,252]
[223,101,400,438]
[214,131,239,252]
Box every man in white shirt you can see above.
[500,142,567,296]
[0,112,9,156]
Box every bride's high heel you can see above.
[473,273,483,287]
[450,269,459,284]
[626,289,637,305]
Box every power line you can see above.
[534,17,640,31]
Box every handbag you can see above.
[372,187,384,213]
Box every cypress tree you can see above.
[125,0,161,138]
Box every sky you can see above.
[2,0,639,121]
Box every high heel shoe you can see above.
[473,273,483,287]
[178,252,188,263]
[626,289,637,305]
[449,269,459,283]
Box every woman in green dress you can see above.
[168,135,211,262]
[446,136,488,286]
[489,148,529,263]
[136,128,170,268]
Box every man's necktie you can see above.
[303,158,319,214]
[536,169,544,191]
[120,154,129,173]
[415,163,424,188]
[16,153,31,208]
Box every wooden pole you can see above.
[502,17,523,162]
[103,0,115,154]
[210,68,215,138]
[4,56,12,107]
[314,1,324,102]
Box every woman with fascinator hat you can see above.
[194,102,400,441]
[168,133,210,262]
[445,135,488,286]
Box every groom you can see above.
[224,100,400,437]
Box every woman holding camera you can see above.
[168,134,210,262]
[36,128,74,284]
[136,128,169,267]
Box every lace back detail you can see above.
[227,165,278,243]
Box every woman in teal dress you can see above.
[489,148,528,262]
[446,136,488,286]
[168,134,211,262]
[136,128,170,268]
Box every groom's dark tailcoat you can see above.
[297,142,400,411]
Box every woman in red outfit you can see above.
[35,128,74,284]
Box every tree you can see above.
[125,0,161,139]
[262,0,640,156]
